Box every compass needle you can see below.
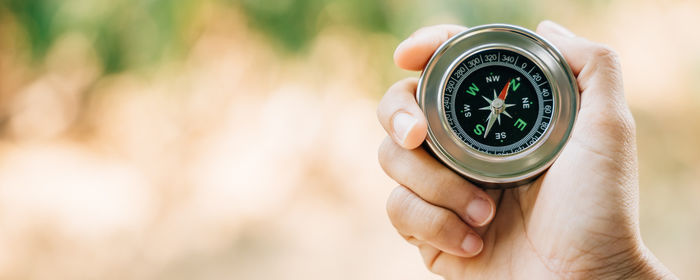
[498,80,512,101]
[484,111,497,138]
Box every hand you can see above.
[376,21,676,279]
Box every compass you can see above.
[417,24,579,188]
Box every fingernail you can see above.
[392,112,417,146]
[466,196,492,226]
[542,20,575,38]
[461,233,483,255]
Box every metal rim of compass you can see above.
[417,24,580,188]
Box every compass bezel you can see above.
[417,24,579,188]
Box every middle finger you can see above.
[378,137,496,227]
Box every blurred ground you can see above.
[0,0,698,279]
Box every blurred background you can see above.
[0,0,698,279]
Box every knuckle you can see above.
[386,186,410,226]
[583,107,637,148]
[421,172,453,202]
[398,77,419,87]
[388,77,418,97]
[421,182,443,202]
[386,78,405,93]
[578,43,623,92]
[402,234,422,246]
[614,107,636,134]
[378,82,401,116]
[377,90,393,120]
[377,137,396,174]
[379,78,418,120]
[425,210,451,240]
[420,247,442,274]
[592,112,633,138]
[591,43,614,57]
[590,44,621,68]
[595,103,636,135]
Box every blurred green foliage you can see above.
[239,0,390,52]
[2,0,539,73]
[2,0,199,73]
[238,0,539,53]
[3,0,58,63]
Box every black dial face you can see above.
[443,49,554,155]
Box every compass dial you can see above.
[444,49,554,155]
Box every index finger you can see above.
[394,24,468,71]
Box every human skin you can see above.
[376,21,676,279]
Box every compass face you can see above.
[444,49,554,156]
[418,24,579,186]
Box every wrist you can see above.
[624,245,676,280]
[592,242,676,280]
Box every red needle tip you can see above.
[498,80,511,101]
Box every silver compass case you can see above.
[417,24,580,188]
